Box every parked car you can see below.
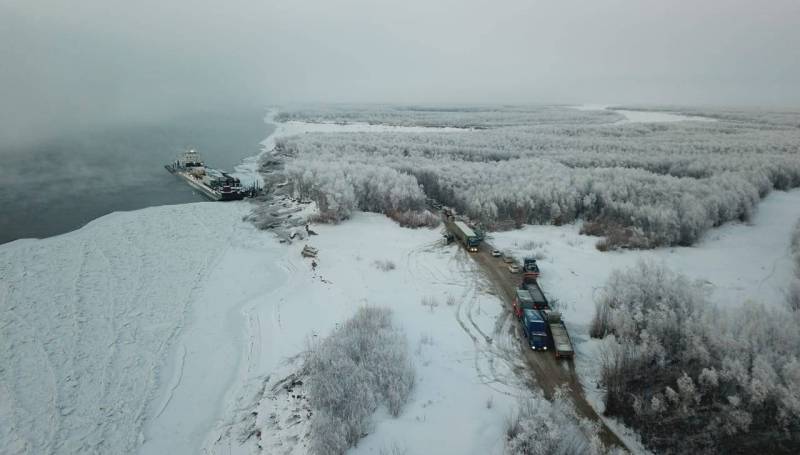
[508,264,521,273]
[491,249,501,257]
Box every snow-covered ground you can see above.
[0,202,250,453]
[1,118,512,455]
[570,104,715,123]
[204,214,527,455]
[613,109,715,123]
[0,203,529,454]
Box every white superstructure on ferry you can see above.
[165,150,246,201]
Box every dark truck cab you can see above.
[522,309,549,351]
[523,257,540,276]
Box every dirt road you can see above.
[468,241,628,451]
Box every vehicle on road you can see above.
[502,253,514,263]
[541,309,574,359]
[508,264,520,273]
[523,257,540,276]
[519,273,549,310]
[491,249,501,257]
[444,213,481,252]
[513,288,535,318]
[521,309,549,351]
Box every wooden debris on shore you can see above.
[301,245,318,258]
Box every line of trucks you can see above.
[514,272,574,359]
[441,207,574,359]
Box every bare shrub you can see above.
[378,442,408,455]
[588,300,611,338]
[446,294,457,306]
[790,220,800,310]
[306,307,415,455]
[584,219,651,250]
[421,296,439,312]
[373,259,396,272]
[520,240,545,250]
[310,210,344,224]
[789,278,800,312]
[387,209,441,228]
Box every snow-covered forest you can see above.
[270,105,800,248]
[590,262,800,454]
[275,104,623,128]
[790,220,800,310]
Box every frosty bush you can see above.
[372,259,396,272]
[790,220,800,310]
[305,307,415,455]
[505,388,609,455]
[386,209,440,228]
[421,296,439,312]
[271,105,800,247]
[591,262,800,454]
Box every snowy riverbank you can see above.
[0,202,250,453]
[3,109,798,455]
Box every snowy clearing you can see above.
[0,202,529,455]
[570,104,716,123]
[205,213,530,455]
[613,109,716,123]
[0,202,249,453]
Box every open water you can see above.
[0,109,274,244]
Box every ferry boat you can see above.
[165,150,246,201]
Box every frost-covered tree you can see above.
[266,105,800,247]
[305,307,415,455]
[591,261,800,454]
[505,388,616,455]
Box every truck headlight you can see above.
[544,347,547,350]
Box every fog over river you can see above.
[0,109,274,245]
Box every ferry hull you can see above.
[166,165,245,201]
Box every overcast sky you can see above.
[1,0,799,145]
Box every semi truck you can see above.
[521,308,550,351]
[445,218,481,252]
[541,309,574,359]
[519,273,549,310]
[513,288,535,319]
[523,257,540,276]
